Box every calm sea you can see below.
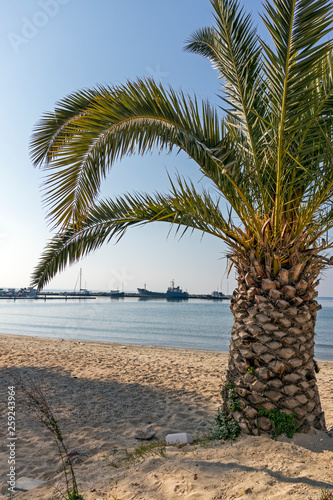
[0,297,332,360]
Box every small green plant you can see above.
[223,380,241,412]
[192,435,215,447]
[258,407,300,439]
[309,490,333,500]
[106,441,166,469]
[64,494,84,500]
[212,409,241,440]
[103,448,121,468]
[212,379,241,440]
[109,481,122,500]
[245,366,258,377]
[320,490,333,500]
[17,375,84,500]
[124,440,166,466]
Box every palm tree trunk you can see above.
[224,264,326,434]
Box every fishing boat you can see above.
[109,289,125,298]
[137,280,188,300]
[210,290,232,300]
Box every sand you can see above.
[0,333,332,500]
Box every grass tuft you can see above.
[105,440,166,469]
[16,375,84,500]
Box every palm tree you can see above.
[30,0,333,434]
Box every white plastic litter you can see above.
[15,478,46,492]
[165,432,193,445]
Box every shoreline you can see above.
[0,333,226,356]
[0,333,332,499]
[1,332,333,363]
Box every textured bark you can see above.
[224,266,326,435]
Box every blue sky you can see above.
[1,0,332,295]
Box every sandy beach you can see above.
[0,333,332,500]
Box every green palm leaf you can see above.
[185,0,267,199]
[261,0,333,231]
[31,179,244,289]
[31,79,236,228]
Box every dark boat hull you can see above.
[109,291,125,298]
[137,288,167,298]
[137,288,188,300]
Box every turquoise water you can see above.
[0,297,332,360]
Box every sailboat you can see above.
[72,268,91,295]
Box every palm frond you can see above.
[185,0,267,195]
[31,88,102,167]
[31,78,265,236]
[31,180,247,290]
[261,0,333,231]
[31,79,233,229]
